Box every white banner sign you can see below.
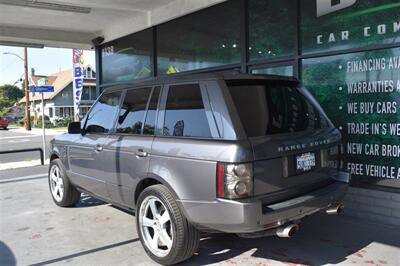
[73,49,84,121]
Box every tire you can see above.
[136,184,200,265]
[48,159,81,207]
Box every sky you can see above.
[0,46,95,88]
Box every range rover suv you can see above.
[49,72,349,265]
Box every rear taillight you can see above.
[216,162,253,199]
[321,145,340,169]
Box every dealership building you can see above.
[1,0,399,226]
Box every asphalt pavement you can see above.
[0,127,59,164]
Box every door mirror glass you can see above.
[68,122,81,134]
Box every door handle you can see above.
[95,144,103,152]
[136,149,148,158]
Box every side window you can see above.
[85,91,121,133]
[116,87,152,134]
[163,84,211,138]
[143,86,161,135]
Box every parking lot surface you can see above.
[1,165,399,266]
[0,128,56,164]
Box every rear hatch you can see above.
[226,78,341,204]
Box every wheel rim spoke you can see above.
[52,186,58,198]
[148,199,159,217]
[51,172,58,183]
[160,230,172,249]
[58,186,63,198]
[159,210,170,225]
[142,217,155,228]
[150,230,160,250]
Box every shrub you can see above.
[53,116,74,126]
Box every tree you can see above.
[0,84,24,102]
[0,84,24,112]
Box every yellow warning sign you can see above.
[166,65,178,74]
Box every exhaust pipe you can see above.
[276,223,299,238]
[325,204,344,215]
[237,223,299,238]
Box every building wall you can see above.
[29,83,96,123]
[52,83,73,106]
[96,0,400,226]
[345,187,400,226]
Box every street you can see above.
[0,127,57,164]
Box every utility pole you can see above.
[24,47,31,130]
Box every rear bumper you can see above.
[178,173,349,233]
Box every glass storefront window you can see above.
[81,86,90,100]
[101,28,152,84]
[157,0,241,75]
[302,47,400,180]
[249,0,296,61]
[251,65,294,77]
[90,87,97,100]
[301,0,400,54]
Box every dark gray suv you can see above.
[49,72,349,265]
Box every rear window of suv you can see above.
[227,80,332,138]
[163,84,212,138]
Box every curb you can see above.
[0,159,50,171]
[9,127,66,136]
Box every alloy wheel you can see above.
[139,195,173,257]
[49,164,64,202]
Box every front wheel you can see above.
[48,159,81,207]
[136,184,199,265]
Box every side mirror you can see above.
[68,122,82,134]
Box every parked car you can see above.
[0,116,9,130]
[49,72,349,265]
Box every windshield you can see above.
[227,80,333,138]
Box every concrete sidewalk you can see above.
[9,126,67,136]
[1,169,399,266]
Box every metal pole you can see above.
[24,47,31,130]
[41,92,46,161]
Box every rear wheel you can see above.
[48,159,80,207]
[136,184,199,265]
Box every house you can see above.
[20,65,97,124]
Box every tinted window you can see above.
[301,0,400,54]
[85,92,121,133]
[101,28,152,84]
[227,81,332,137]
[302,47,400,182]
[81,87,90,100]
[117,87,152,134]
[249,0,296,61]
[143,86,160,135]
[164,84,211,138]
[157,0,241,74]
[251,65,294,77]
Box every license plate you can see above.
[296,152,316,172]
